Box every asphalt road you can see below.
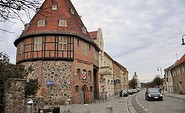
[132,90,185,113]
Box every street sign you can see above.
[46,80,54,86]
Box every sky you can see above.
[0,0,184,82]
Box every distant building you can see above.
[133,72,141,88]
[165,54,185,94]
[0,52,9,63]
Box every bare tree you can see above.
[0,0,41,22]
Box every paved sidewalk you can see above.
[59,96,133,113]
[164,91,185,100]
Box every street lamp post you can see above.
[182,35,185,45]
[157,66,164,93]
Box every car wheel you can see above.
[160,98,163,101]
[147,97,150,101]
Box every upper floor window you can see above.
[70,8,75,14]
[77,40,80,46]
[81,26,87,34]
[58,36,67,50]
[58,19,67,26]
[19,41,24,54]
[82,42,87,55]
[93,48,98,60]
[52,4,58,10]
[34,37,42,51]
[37,19,46,27]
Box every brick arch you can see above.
[82,84,90,104]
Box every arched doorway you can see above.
[80,85,90,104]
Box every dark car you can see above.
[120,90,129,97]
[145,88,163,101]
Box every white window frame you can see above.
[58,19,67,26]
[19,41,24,54]
[34,37,42,51]
[82,42,87,55]
[52,4,58,10]
[37,19,46,27]
[58,36,68,50]
[70,8,75,14]
[82,26,87,34]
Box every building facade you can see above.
[89,29,114,98]
[168,54,185,94]
[133,72,141,88]
[14,0,100,104]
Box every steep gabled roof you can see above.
[14,0,96,47]
[173,54,185,68]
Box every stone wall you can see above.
[4,78,26,113]
[22,61,72,105]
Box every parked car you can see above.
[145,88,163,101]
[120,90,129,97]
[127,89,133,95]
[132,89,138,93]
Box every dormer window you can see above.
[82,26,87,34]
[52,4,58,10]
[37,19,46,27]
[70,8,75,14]
[58,19,67,26]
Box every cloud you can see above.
[0,0,184,82]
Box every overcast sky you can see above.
[0,0,184,82]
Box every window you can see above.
[58,19,67,26]
[89,45,91,51]
[19,41,24,54]
[82,42,87,55]
[52,4,58,10]
[58,36,67,50]
[37,19,46,27]
[81,26,87,34]
[77,40,79,46]
[93,48,98,60]
[88,71,92,81]
[82,69,87,80]
[70,8,75,14]
[90,86,93,92]
[75,85,79,92]
[34,37,42,51]
[77,69,81,80]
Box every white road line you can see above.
[126,96,130,113]
[136,95,151,113]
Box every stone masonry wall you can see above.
[22,61,72,105]
[4,78,26,113]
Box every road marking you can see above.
[136,95,151,113]
[126,96,130,113]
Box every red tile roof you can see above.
[14,0,94,46]
[173,54,185,67]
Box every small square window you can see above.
[52,4,58,10]
[82,26,87,34]
[38,19,46,27]
[70,8,75,14]
[58,19,67,26]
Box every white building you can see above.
[133,72,141,88]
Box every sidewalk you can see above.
[163,91,185,100]
[59,95,135,113]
